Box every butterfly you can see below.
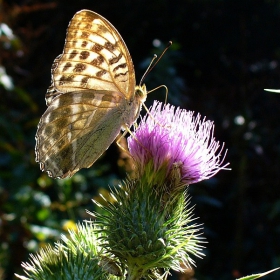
[35,9,148,179]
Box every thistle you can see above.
[16,101,228,280]
[128,101,229,187]
[15,223,110,280]
[91,101,229,279]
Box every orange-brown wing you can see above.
[46,9,135,106]
[36,90,127,179]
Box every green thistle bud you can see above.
[15,223,119,280]
[93,178,205,280]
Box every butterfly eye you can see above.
[135,85,147,101]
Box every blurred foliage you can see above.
[0,0,280,279]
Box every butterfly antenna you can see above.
[139,41,172,86]
[139,54,157,86]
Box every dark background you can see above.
[1,0,280,279]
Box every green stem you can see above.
[126,264,143,280]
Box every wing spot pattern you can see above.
[113,63,127,72]
[92,43,103,52]
[69,50,78,59]
[63,62,72,72]
[114,72,128,79]
[81,40,88,47]
[80,76,89,87]
[74,63,87,72]
[70,40,77,47]
[109,53,122,65]
[79,50,90,60]
[90,55,104,66]
[59,75,75,85]
[96,70,107,77]
[104,42,115,51]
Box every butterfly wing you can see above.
[45,9,136,105]
[36,90,128,179]
[35,10,141,178]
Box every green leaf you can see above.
[236,267,280,280]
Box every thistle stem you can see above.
[126,266,142,280]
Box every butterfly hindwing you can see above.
[36,90,130,178]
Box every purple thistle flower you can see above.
[128,101,229,185]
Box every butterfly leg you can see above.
[116,125,140,153]
[116,129,129,152]
[117,125,152,157]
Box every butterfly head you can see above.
[135,84,147,103]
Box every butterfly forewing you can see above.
[49,10,135,98]
[35,10,147,178]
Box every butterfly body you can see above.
[35,10,147,178]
